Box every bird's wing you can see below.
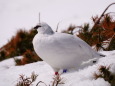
[49,33,97,59]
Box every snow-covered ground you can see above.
[0,50,115,86]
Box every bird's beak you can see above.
[34,25,41,30]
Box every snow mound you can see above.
[0,51,115,86]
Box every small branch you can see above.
[52,75,64,86]
[36,81,47,86]
[105,12,115,15]
[56,22,60,32]
[106,33,115,50]
[39,12,40,23]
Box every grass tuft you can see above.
[94,65,115,86]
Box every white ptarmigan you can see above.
[33,22,104,75]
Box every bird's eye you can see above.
[34,25,41,29]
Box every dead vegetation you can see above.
[94,65,115,86]
[63,3,115,51]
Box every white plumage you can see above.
[33,22,104,74]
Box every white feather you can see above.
[33,22,103,72]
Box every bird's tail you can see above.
[98,52,106,57]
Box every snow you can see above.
[0,50,115,86]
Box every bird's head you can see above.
[34,22,54,34]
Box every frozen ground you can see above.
[0,50,115,86]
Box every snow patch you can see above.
[0,51,115,86]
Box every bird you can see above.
[33,22,104,75]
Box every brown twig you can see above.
[106,33,115,50]
[39,12,41,24]
[36,81,47,86]
[56,22,60,32]
[52,75,64,86]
